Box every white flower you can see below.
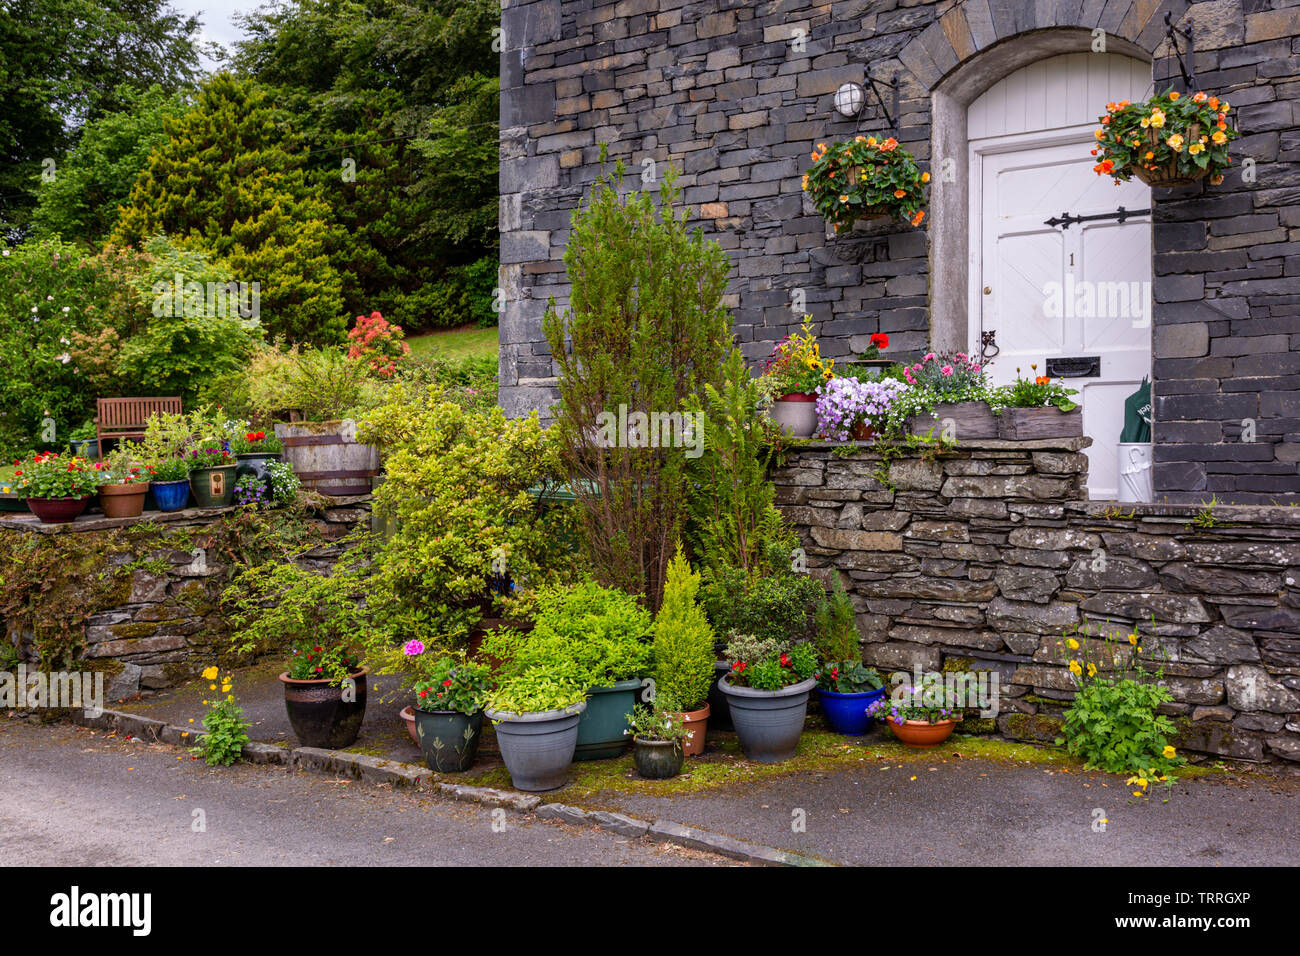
[47,295,53,300]
[30,306,37,313]
[61,307,69,313]
[1,249,8,256]
[59,337,69,345]
[56,352,70,364]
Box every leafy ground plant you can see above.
[189,666,250,766]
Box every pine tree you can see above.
[112,73,346,343]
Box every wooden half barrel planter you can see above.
[997,406,1083,439]
[906,401,999,440]
[274,420,379,497]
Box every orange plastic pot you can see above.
[671,702,710,757]
[885,716,956,748]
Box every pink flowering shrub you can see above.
[899,351,989,404]
[346,310,410,378]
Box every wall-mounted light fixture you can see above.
[834,82,866,118]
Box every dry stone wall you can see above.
[774,439,1300,766]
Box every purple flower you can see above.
[815,377,907,441]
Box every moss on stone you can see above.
[110,621,160,640]
[1002,712,1064,742]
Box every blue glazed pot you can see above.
[817,686,887,736]
[151,479,190,512]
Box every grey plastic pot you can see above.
[717,675,817,763]
[484,700,587,792]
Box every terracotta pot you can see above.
[279,667,369,749]
[770,393,818,438]
[399,705,418,743]
[851,421,875,441]
[25,496,92,524]
[885,716,956,748]
[98,482,149,518]
[670,702,710,757]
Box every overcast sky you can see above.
[170,0,260,69]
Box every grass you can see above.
[407,324,498,362]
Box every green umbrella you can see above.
[1120,377,1152,444]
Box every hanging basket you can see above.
[1128,124,1209,188]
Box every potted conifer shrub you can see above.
[717,634,819,762]
[652,548,716,756]
[484,673,588,792]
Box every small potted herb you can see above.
[717,634,819,762]
[813,576,885,735]
[993,366,1081,439]
[760,316,836,438]
[409,651,493,773]
[11,451,101,523]
[625,697,688,780]
[483,673,588,792]
[868,684,962,748]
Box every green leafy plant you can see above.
[224,539,377,686]
[699,564,823,645]
[482,581,653,689]
[229,428,282,455]
[411,654,493,714]
[150,457,192,482]
[651,546,715,712]
[867,683,963,724]
[991,366,1079,412]
[812,575,882,693]
[484,671,587,716]
[802,135,929,232]
[1054,623,1185,789]
[270,347,381,422]
[96,445,153,486]
[1092,89,1238,185]
[265,459,299,503]
[723,634,817,691]
[189,666,250,766]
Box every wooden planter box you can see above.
[997,406,1083,440]
[906,401,998,440]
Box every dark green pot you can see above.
[190,465,237,507]
[414,708,484,773]
[235,453,280,497]
[633,738,683,779]
[574,678,642,761]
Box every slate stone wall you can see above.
[774,439,1300,765]
[500,0,1300,503]
[0,498,373,699]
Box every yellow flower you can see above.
[1189,143,1203,155]
[201,666,219,681]
[209,683,217,691]
[1086,663,1097,678]
[1212,130,1227,145]
[1095,128,1106,139]
[1150,109,1166,128]
[1068,660,1082,676]
[866,136,877,146]
[921,171,930,183]
[1140,117,1150,128]
[1162,745,1176,759]
[1168,91,1180,101]
[1065,638,1079,650]
[1128,632,1138,646]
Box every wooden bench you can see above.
[96,397,183,447]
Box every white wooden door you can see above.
[968,54,1153,500]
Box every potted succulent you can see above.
[188,445,237,507]
[481,581,652,761]
[651,549,715,756]
[813,576,886,735]
[95,447,154,519]
[11,451,101,523]
[717,634,819,763]
[279,641,368,749]
[1092,90,1238,188]
[148,456,192,511]
[410,653,493,773]
[993,366,1082,439]
[898,351,998,439]
[625,697,688,780]
[231,427,283,497]
[868,684,962,748]
[483,672,588,792]
[816,375,907,442]
[760,316,836,438]
[803,135,929,233]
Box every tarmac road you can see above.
[0,720,733,867]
